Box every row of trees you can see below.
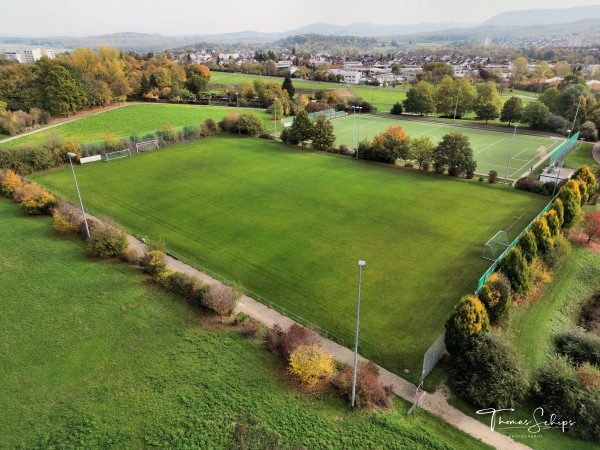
[0,47,213,115]
[442,165,598,441]
[400,74,600,138]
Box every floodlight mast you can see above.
[351,260,366,408]
[67,152,90,239]
[503,124,518,186]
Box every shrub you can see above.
[448,331,529,409]
[390,102,403,115]
[88,222,128,258]
[121,246,143,265]
[51,202,82,236]
[204,118,217,134]
[542,233,571,269]
[530,217,554,255]
[582,211,600,244]
[534,355,600,442]
[488,170,498,184]
[478,272,511,322]
[240,320,262,339]
[13,183,57,215]
[515,176,536,192]
[581,293,600,333]
[499,247,530,295]
[162,271,207,306]
[339,144,349,155]
[143,249,168,279]
[517,230,538,264]
[0,169,22,198]
[332,361,394,409]
[543,210,561,237]
[555,328,600,366]
[578,362,600,388]
[238,112,266,136]
[550,197,565,228]
[203,283,243,322]
[264,323,316,363]
[558,181,582,228]
[445,295,490,354]
[288,343,335,387]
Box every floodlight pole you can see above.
[351,260,366,408]
[352,106,357,151]
[453,84,461,123]
[236,92,240,136]
[569,96,582,139]
[503,124,518,186]
[67,152,90,239]
[356,107,362,159]
[552,161,563,197]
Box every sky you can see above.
[2,0,600,37]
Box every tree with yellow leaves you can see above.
[289,343,334,387]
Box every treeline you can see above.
[398,75,600,139]
[0,47,213,118]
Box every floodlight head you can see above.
[358,260,366,268]
[67,152,76,158]
[567,129,571,133]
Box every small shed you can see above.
[539,166,575,184]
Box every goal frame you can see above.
[482,230,510,261]
[135,139,159,152]
[104,148,131,162]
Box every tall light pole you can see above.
[351,260,366,408]
[356,106,363,159]
[236,92,240,136]
[352,106,357,151]
[274,100,277,139]
[503,124,518,186]
[453,84,461,123]
[67,152,90,239]
[569,96,582,139]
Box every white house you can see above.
[331,70,361,84]
[276,60,293,69]
[218,52,239,61]
[3,51,23,63]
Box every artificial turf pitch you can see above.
[32,136,550,380]
[333,114,562,180]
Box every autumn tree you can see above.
[42,66,87,115]
[573,165,597,204]
[511,57,529,83]
[521,101,551,130]
[558,180,583,228]
[371,126,411,160]
[0,169,22,198]
[500,97,523,126]
[582,212,600,243]
[539,87,561,114]
[411,136,434,170]
[203,283,243,322]
[530,217,554,255]
[433,75,458,117]
[477,272,512,323]
[551,197,565,228]
[445,295,490,354]
[543,210,561,237]
[311,116,335,151]
[518,230,538,264]
[289,344,335,387]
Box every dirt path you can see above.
[0,102,141,144]
[125,234,531,450]
[593,141,600,164]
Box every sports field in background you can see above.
[332,114,563,179]
[32,136,549,379]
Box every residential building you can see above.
[3,51,23,63]
[22,48,42,63]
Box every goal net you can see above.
[105,149,131,162]
[483,231,510,261]
[135,139,159,152]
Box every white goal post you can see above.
[105,149,131,161]
[482,230,510,261]
[135,139,159,152]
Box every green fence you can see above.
[281,108,346,126]
[549,132,580,166]
[476,199,555,292]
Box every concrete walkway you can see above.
[126,235,531,450]
[593,141,600,164]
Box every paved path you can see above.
[126,235,531,450]
[593,141,600,164]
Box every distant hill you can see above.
[483,4,600,27]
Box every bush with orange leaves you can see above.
[0,169,23,198]
[13,183,57,215]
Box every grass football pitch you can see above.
[332,114,562,180]
[32,136,550,380]
[0,199,492,449]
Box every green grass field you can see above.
[0,104,271,148]
[32,136,550,380]
[0,198,492,449]
[332,114,562,179]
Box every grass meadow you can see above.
[332,114,562,179]
[0,104,271,148]
[0,198,493,449]
[32,136,550,380]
